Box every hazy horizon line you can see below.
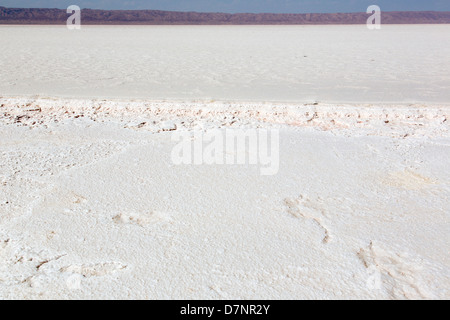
[2,6,450,15]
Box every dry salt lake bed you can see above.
[0,25,449,299]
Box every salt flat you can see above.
[0,98,448,299]
[0,25,450,103]
[0,25,449,300]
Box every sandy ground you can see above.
[0,97,448,299]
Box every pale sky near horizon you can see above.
[1,0,449,13]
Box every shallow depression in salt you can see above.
[0,25,450,103]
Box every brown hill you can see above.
[1,7,450,25]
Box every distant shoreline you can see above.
[1,7,450,25]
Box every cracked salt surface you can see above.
[0,24,449,299]
[0,99,448,299]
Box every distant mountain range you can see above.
[1,7,450,25]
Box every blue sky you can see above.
[1,0,449,13]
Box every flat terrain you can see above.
[0,25,449,299]
[0,98,448,299]
[0,25,450,103]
